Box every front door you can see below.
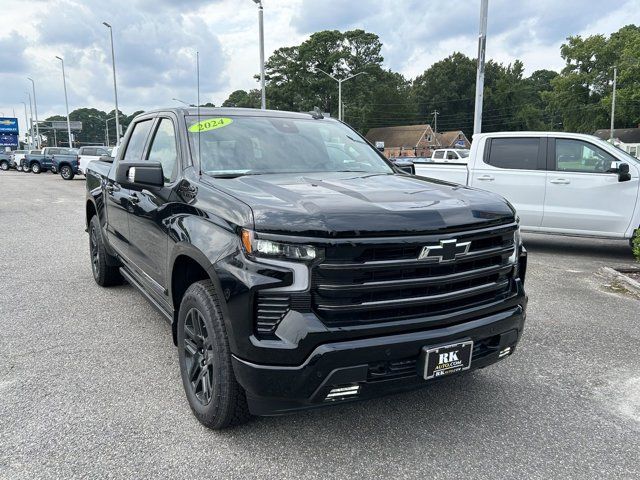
[104,118,155,257]
[127,116,181,291]
[542,138,638,236]
[469,136,547,229]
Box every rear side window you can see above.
[433,150,444,159]
[446,151,458,160]
[487,138,540,170]
[123,120,154,161]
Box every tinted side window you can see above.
[487,138,540,170]
[433,150,444,159]
[123,120,154,161]
[147,118,178,183]
[446,151,458,160]
[555,139,617,173]
[83,148,97,156]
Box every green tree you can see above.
[222,90,261,108]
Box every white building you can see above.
[594,127,640,158]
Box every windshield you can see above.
[186,115,393,177]
[458,149,470,158]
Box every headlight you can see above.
[241,229,318,261]
[508,225,522,265]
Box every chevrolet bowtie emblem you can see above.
[418,239,471,262]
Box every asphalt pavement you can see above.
[1,171,639,479]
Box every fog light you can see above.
[499,347,512,358]
[325,385,360,401]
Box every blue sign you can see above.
[0,117,19,134]
[0,133,18,147]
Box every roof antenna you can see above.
[196,50,202,177]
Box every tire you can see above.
[22,163,29,173]
[17,165,23,172]
[31,162,41,174]
[0,161,8,171]
[60,165,75,180]
[89,216,122,286]
[177,280,251,429]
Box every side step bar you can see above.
[119,267,173,324]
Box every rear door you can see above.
[127,115,181,290]
[105,118,155,256]
[542,137,638,236]
[469,136,547,228]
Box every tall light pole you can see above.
[252,0,266,109]
[473,0,488,135]
[55,56,73,148]
[172,98,192,106]
[27,77,40,148]
[103,22,121,145]
[21,101,31,149]
[610,65,617,142]
[313,68,366,121]
[26,91,35,149]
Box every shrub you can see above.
[634,229,640,262]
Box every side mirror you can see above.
[98,155,114,163]
[390,158,415,175]
[116,161,164,188]
[610,161,631,182]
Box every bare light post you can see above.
[473,0,489,135]
[313,68,366,121]
[103,22,121,145]
[55,56,73,148]
[26,92,35,149]
[27,77,40,148]
[21,101,31,149]
[610,66,617,141]
[172,98,191,106]
[252,0,266,109]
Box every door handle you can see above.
[105,184,120,194]
[477,174,494,181]
[550,178,570,185]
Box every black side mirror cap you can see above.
[610,162,631,182]
[116,161,164,188]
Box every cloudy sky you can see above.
[1,0,638,126]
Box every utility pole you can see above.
[26,92,35,149]
[610,66,617,142]
[432,110,439,133]
[55,56,73,148]
[252,0,266,109]
[27,77,40,148]
[103,22,121,145]
[473,0,489,135]
[21,102,31,149]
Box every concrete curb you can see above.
[600,266,640,295]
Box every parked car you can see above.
[52,150,81,180]
[415,131,640,247]
[0,152,11,171]
[10,150,28,171]
[77,146,110,175]
[430,148,470,163]
[22,147,74,174]
[86,108,528,429]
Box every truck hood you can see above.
[213,172,515,237]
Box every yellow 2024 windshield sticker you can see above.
[188,117,233,133]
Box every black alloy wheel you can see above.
[183,308,215,406]
[90,225,100,279]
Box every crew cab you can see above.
[429,148,470,164]
[77,146,110,175]
[415,132,640,245]
[86,108,528,429]
[22,147,74,174]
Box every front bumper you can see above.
[232,303,526,416]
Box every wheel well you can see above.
[86,201,97,227]
[171,255,210,344]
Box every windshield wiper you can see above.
[208,171,261,179]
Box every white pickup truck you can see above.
[414,131,640,244]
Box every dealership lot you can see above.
[1,172,639,479]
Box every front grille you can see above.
[311,223,517,326]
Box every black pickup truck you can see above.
[86,108,527,429]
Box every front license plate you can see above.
[421,340,473,380]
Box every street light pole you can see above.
[27,77,40,148]
[21,101,31,149]
[103,22,121,145]
[473,0,489,135]
[172,98,191,106]
[252,0,266,109]
[313,68,366,121]
[26,92,35,149]
[610,65,617,142]
[55,56,73,148]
